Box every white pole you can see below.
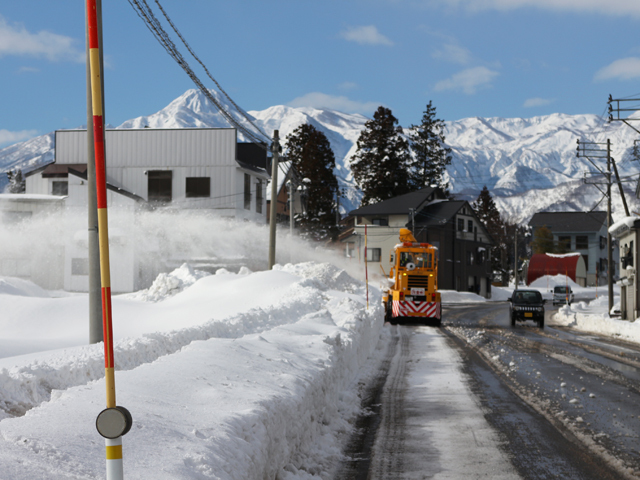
[105,437,123,480]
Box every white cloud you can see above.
[434,66,499,94]
[339,25,394,46]
[338,81,358,91]
[432,43,472,65]
[0,129,38,147]
[429,0,640,16]
[523,97,554,108]
[17,66,39,74]
[288,92,380,114]
[594,57,640,81]
[0,16,83,62]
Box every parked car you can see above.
[552,285,574,306]
[509,289,545,328]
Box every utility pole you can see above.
[409,208,415,233]
[514,226,518,290]
[607,140,614,312]
[608,94,640,135]
[287,179,294,238]
[86,0,103,344]
[577,139,616,312]
[268,130,281,269]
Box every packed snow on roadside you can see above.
[0,262,387,479]
[550,294,640,344]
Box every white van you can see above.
[552,286,574,305]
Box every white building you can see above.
[28,128,269,220]
[2,127,270,292]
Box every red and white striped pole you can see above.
[87,1,131,477]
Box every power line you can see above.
[150,0,270,142]
[126,0,270,147]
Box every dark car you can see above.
[509,289,545,328]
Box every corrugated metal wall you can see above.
[56,128,237,167]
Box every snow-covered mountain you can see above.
[2,88,639,222]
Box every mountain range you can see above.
[2,88,639,223]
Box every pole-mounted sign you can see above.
[86,1,132,478]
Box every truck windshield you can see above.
[513,291,542,304]
[400,252,433,269]
[414,253,432,269]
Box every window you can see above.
[600,258,608,273]
[467,251,474,265]
[372,217,389,226]
[576,235,588,250]
[256,181,263,214]
[600,236,606,249]
[457,218,464,231]
[72,258,89,276]
[185,177,210,198]
[468,220,473,232]
[558,235,571,251]
[148,171,172,203]
[366,248,381,262]
[52,181,68,196]
[244,174,251,210]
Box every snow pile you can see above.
[551,295,640,344]
[529,274,582,291]
[441,289,486,304]
[126,263,210,302]
[488,286,513,301]
[0,262,386,479]
[0,276,50,297]
[277,262,364,294]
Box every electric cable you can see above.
[126,0,269,147]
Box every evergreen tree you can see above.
[472,186,509,281]
[350,106,412,206]
[6,168,25,194]
[285,123,339,241]
[408,101,452,193]
[531,226,556,254]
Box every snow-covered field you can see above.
[0,263,387,479]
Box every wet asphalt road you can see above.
[336,303,640,479]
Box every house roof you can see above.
[348,187,438,216]
[529,211,607,233]
[414,200,466,226]
[68,167,145,203]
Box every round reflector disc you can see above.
[96,408,127,439]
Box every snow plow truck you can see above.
[382,228,441,326]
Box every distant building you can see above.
[528,211,617,286]
[339,187,495,298]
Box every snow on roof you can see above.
[609,216,640,237]
[546,252,581,258]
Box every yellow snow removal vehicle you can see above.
[382,228,441,326]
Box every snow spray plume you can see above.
[0,208,368,290]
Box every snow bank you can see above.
[125,263,210,302]
[529,274,582,291]
[441,289,486,304]
[551,295,640,345]
[0,276,50,297]
[0,262,386,479]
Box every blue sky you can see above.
[2,0,640,147]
